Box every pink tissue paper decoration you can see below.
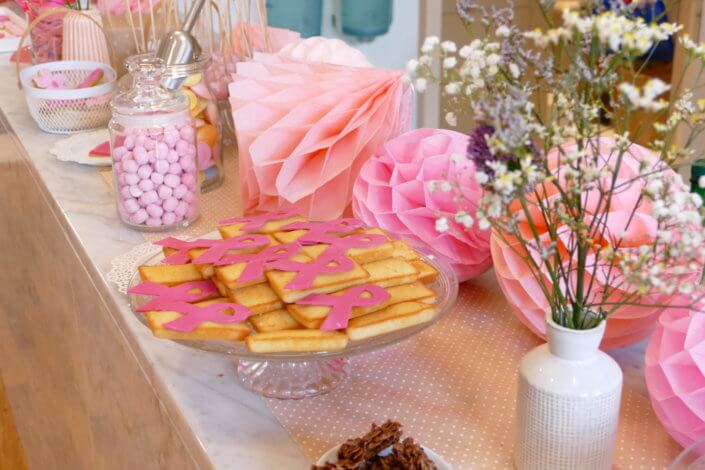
[352,128,492,282]
[278,36,372,68]
[646,303,705,448]
[229,57,412,221]
[491,138,699,349]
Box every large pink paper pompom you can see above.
[646,305,705,448]
[230,59,411,221]
[492,138,698,349]
[352,128,492,281]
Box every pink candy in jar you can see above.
[110,55,200,231]
[112,121,199,229]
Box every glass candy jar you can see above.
[109,56,200,231]
[163,55,224,192]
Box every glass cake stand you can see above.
[128,237,459,399]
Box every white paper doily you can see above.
[50,129,111,166]
[106,241,160,294]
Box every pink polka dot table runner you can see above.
[264,274,681,468]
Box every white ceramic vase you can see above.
[513,313,623,470]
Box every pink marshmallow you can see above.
[128,185,142,198]
[122,198,140,214]
[173,183,188,199]
[181,172,196,190]
[137,164,153,179]
[150,172,164,185]
[157,184,173,199]
[130,208,148,224]
[133,146,148,164]
[174,201,189,217]
[164,173,180,188]
[166,149,179,163]
[154,159,170,175]
[138,179,154,192]
[168,162,182,175]
[124,173,139,186]
[146,217,162,227]
[122,159,138,173]
[163,197,179,212]
[139,190,159,206]
[162,212,177,226]
[146,204,164,218]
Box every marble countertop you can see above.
[0,60,310,468]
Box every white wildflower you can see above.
[435,217,450,233]
[406,59,419,74]
[445,112,458,127]
[421,36,439,53]
[508,63,520,79]
[496,25,511,38]
[445,82,461,95]
[443,56,457,69]
[415,78,427,93]
[441,40,457,53]
[454,211,474,229]
[439,181,452,192]
[475,171,489,185]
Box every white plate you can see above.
[49,129,112,166]
[316,443,452,469]
[0,7,26,54]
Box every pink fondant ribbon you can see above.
[269,251,356,290]
[192,234,271,265]
[154,237,220,265]
[219,209,300,231]
[299,285,390,331]
[282,218,364,244]
[148,300,251,332]
[215,243,302,283]
[129,281,219,312]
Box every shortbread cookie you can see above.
[214,242,301,289]
[287,282,436,329]
[299,229,394,264]
[363,257,419,287]
[229,283,283,315]
[346,301,436,340]
[145,298,251,341]
[245,329,348,353]
[411,259,439,284]
[266,253,369,303]
[139,264,203,285]
[212,277,229,297]
[187,234,277,278]
[219,212,305,238]
[391,240,418,261]
[249,309,302,333]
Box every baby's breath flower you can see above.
[441,40,457,53]
[445,112,458,127]
[435,217,449,233]
[414,78,427,93]
[443,56,457,69]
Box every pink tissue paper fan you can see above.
[491,138,700,349]
[229,56,412,221]
[352,128,492,282]
[646,303,705,448]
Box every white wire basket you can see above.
[19,61,116,134]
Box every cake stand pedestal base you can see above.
[235,358,349,399]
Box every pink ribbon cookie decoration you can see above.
[149,301,251,332]
[129,281,219,312]
[192,234,271,265]
[282,218,365,244]
[215,243,302,283]
[219,209,300,231]
[299,285,390,331]
[269,251,356,290]
[155,237,220,264]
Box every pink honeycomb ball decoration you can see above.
[352,128,492,282]
[112,121,199,228]
[491,138,700,349]
[646,304,705,448]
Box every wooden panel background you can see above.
[0,115,204,469]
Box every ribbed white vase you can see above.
[513,313,623,470]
